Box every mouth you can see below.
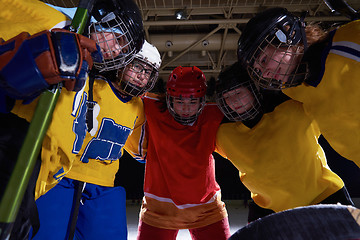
[179,113,192,118]
[131,80,145,87]
[235,105,243,111]
[273,67,283,81]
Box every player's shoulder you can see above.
[333,20,360,44]
[143,93,167,105]
[205,101,218,107]
[202,102,223,120]
[204,101,221,112]
[144,92,161,100]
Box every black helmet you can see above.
[238,8,308,90]
[238,8,306,66]
[89,0,145,72]
[215,62,262,122]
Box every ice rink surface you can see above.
[126,199,248,240]
[126,198,360,240]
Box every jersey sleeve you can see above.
[214,135,228,159]
[124,100,148,163]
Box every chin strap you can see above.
[86,70,96,133]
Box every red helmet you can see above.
[166,66,207,125]
[166,66,207,98]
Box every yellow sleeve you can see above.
[0,0,69,40]
[215,132,229,159]
[124,99,148,162]
[283,20,360,165]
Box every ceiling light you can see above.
[175,8,187,20]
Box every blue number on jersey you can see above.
[53,167,66,181]
[72,92,88,153]
[80,118,132,163]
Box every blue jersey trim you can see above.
[105,78,133,103]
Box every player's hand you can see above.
[44,28,103,91]
[0,29,103,99]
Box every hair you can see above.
[280,22,328,51]
[305,23,329,46]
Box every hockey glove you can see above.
[0,29,103,99]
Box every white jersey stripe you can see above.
[144,191,220,209]
[330,41,360,62]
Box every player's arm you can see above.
[124,126,148,163]
[0,29,102,100]
[215,134,229,159]
[124,108,148,163]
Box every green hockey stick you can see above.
[0,1,95,239]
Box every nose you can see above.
[261,59,283,80]
[182,105,189,112]
[136,70,148,80]
[136,70,145,77]
[262,69,274,78]
[233,98,244,109]
[180,104,193,115]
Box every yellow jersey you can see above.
[216,99,344,212]
[283,20,360,167]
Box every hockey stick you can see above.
[323,0,360,20]
[0,1,95,239]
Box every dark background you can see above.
[318,135,360,198]
[115,135,360,202]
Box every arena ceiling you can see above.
[135,0,360,81]
[46,0,359,81]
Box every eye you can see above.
[144,69,152,76]
[260,55,267,65]
[132,63,142,71]
[237,89,246,95]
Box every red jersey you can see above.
[125,93,227,229]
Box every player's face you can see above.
[223,87,254,114]
[122,60,152,87]
[90,32,129,59]
[173,97,201,118]
[253,44,299,83]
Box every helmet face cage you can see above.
[166,94,206,125]
[216,81,262,121]
[247,33,308,90]
[116,59,159,97]
[89,16,137,72]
